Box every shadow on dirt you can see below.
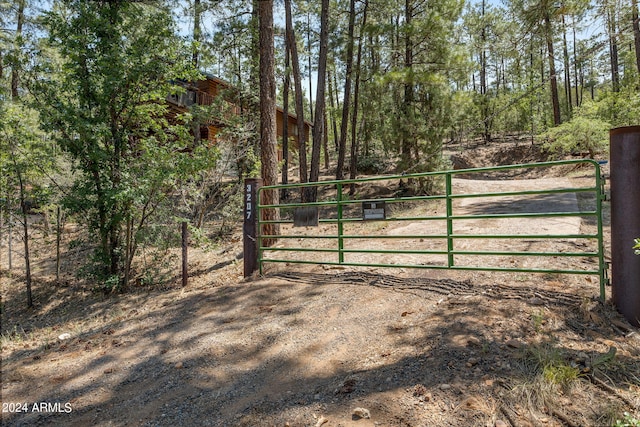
[2,270,638,427]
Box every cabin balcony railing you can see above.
[167,90,241,126]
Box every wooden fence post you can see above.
[56,206,61,282]
[182,221,188,287]
[0,205,3,272]
[8,208,12,272]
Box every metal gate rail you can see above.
[256,159,608,300]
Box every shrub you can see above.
[614,412,640,427]
[542,116,610,159]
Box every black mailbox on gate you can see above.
[362,201,386,220]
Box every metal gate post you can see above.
[595,162,607,301]
[244,178,262,277]
[610,126,640,326]
[337,183,344,264]
[446,172,454,268]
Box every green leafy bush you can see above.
[357,153,391,175]
[614,412,640,427]
[542,116,610,159]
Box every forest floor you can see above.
[2,137,640,427]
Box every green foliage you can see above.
[0,101,55,214]
[448,91,479,140]
[593,87,640,128]
[614,412,640,427]
[357,152,390,175]
[522,342,582,392]
[634,238,640,255]
[531,309,546,333]
[359,0,464,175]
[32,0,215,286]
[542,362,581,388]
[541,113,610,159]
[218,186,243,235]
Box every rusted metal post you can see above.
[182,221,188,287]
[244,178,262,277]
[0,204,3,272]
[610,126,640,326]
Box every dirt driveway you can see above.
[271,175,594,277]
[2,148,639,427]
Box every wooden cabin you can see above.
[166,73,311,154]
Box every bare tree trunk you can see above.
[607,6,620,92]
[192,0,201,67]
[281,38,290,201]
[544,13,562,125]
[572,16,581,107]
[181,221,188,287]
[328,67,339,153]
[480,0,490,142]
[561,11,573,117]
[307,11,314,123]
[190,0,203,146]
[305,0,329,202]
[336,0,356,181]
[332,70,341,151]
[12,153,33,308]
[632,0,640,80]
[123,216,133,289]
[323,111,330,170]
[285,0,308,185]
[349,0,368,195]
[258,0,280,245]
[402,0,415,169]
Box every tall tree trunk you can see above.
[307,11,314,123]
[336,0,356,180]
[242,0,261,178]
[191,0,202,146]
[192,0,201,67]
[607,7,620,92]
[328,66,339,153]
[11,0,25,100]
[285,0,308,185]
[362,31,376,158]
[11,152,32,307]
[331,69,341,151]
[349,0,368,195]
[529,46,536,141]
[572,16,581,107]
[480,0,490,142]
[402,0,415,169]
[281,38,290,201]
[561,11,573,117]
[633,0,640,78]
[323,111,330,170]
[305,0,329,202]
[258,0,279,245]
[544,13,562,125]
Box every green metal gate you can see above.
[255,159,608,300]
